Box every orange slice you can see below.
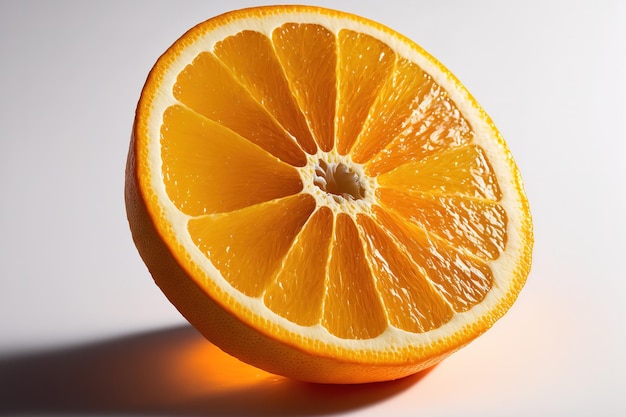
[125,5,533,384]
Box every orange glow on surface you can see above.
[174,335,284,393]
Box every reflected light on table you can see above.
[172,334,285,394]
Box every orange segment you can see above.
[377,187,507,261]
[365,84,474,176]
[377,145,502,200]
[374,207,493,312]
[357,214,454,333]
[272,23,336,152]
[322,214,388,339]
[263,207,334,326]
[350,57,432,164]
[161,105,303,216]
[335,30,395,155]
[187,194,316,297]
[213,30,318,154]
[173,51,306,166]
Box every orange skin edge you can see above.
[125,5,534,384]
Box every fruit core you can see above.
[313,159,366,201]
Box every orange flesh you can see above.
[350,57,434,164]
[160,23,508,339]
[357,214,454,332]
[323,214,388,339]
[263,207,334,326]
[214,30,318,155]
[188,194,316,297]
[272,23,337,152]
[365,84,475,176]
[161,105,303,215]
[335,30,395,155]
[173,51,307,167]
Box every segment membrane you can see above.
[161,105,303,216]
[173,51,306,166]
[214,30,318,154]
[322,214,387,339]
[272,23,336,152]
[188,194,316,297]
[263,207,334,326]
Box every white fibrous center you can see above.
[313,159,366,202]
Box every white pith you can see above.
[141,8,529,355]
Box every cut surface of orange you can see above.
[125,5,533,384]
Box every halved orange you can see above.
[125,5,533,384]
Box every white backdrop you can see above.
[1,1,625,416]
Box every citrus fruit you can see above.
[125,5,533,384]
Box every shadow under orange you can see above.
[0,325,432,416]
